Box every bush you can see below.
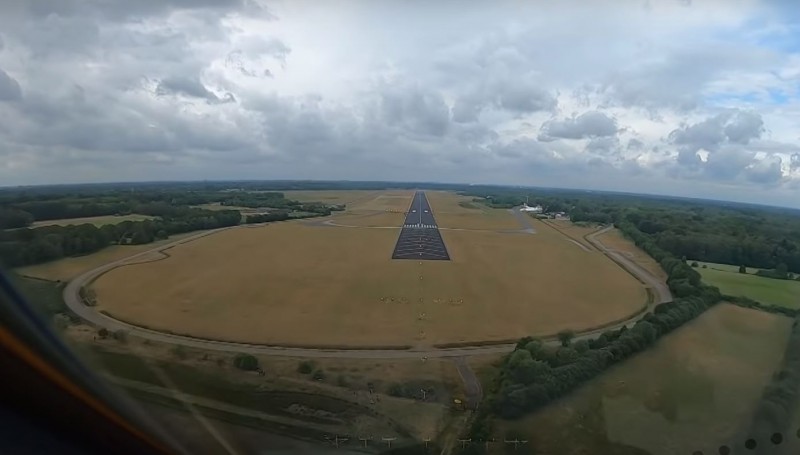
[233,354,259,371]
[557,330,575,347]
[312,369,326,381]
[691,261,699,268]
[171,345,188,360]
[97,328,109,339]
[739,265,747,274]
[702,264,707,268]
[112,329,127,343]
[297,361,315,374]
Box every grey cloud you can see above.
[0,69,22,101]
[791,153,800,170]
[669,116,727,151]
[496,83,557,114]
[703,147,755,181]
[539,111,618,141]
[18,0,252,21]
[585,136,621,156]
[724,110,764,144]
[0,34,4,50]
[627,138,644,151]
[239,37,291,62]
[601,46,776,111]
[156,77,235,104]
[668,110,764,152]
[746,155,783,184]
[380,85,450,137]
[453,81,557,122]
[676,148,702,167]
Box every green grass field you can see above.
[31,214,154,228]
[494,304,793,455]
[697,261,800,309]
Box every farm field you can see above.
[599,228,669,282]
[17,231,206,282]
[494,304,792,455]
[31,214,154,228]
[91,190,647,347]
[698,261,800,309]
[284,190,384,206]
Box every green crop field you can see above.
[697,262,800,309]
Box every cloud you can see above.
[538,111,618,141]
[156,76,235,104]
[746,154,784,184]
[668,110,765,152]
[0,0,799,207]
[0,68,22,101]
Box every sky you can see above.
[1,1,800,207]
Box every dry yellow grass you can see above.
[93,210,645,346]
[348,191,414,212]
[17,231,203,282]
[496,304,791,455]
[542,219,599,250]
[331,211,406,228]
[599,228,668,282]
[426,191,520,230]
[31,214,154,228]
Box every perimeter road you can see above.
[63,223,670,359]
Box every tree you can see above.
[557,330,575,347]
[573,339,590,353]
[297,360,315,374]
[233,354,259,371]
[739,265,747,274]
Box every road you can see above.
[453,357,482,410]
[63,223,670,359]
[586,226,672,304]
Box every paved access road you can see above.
[63,219,669,359]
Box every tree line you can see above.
[0,186,341,229]
[0,209,242,267]
[466,188,800,274]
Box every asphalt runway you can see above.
[391,191,450,260]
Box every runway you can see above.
[391,191,450,260]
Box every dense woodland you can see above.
[466,188,800,275]
[0,182,343,267]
